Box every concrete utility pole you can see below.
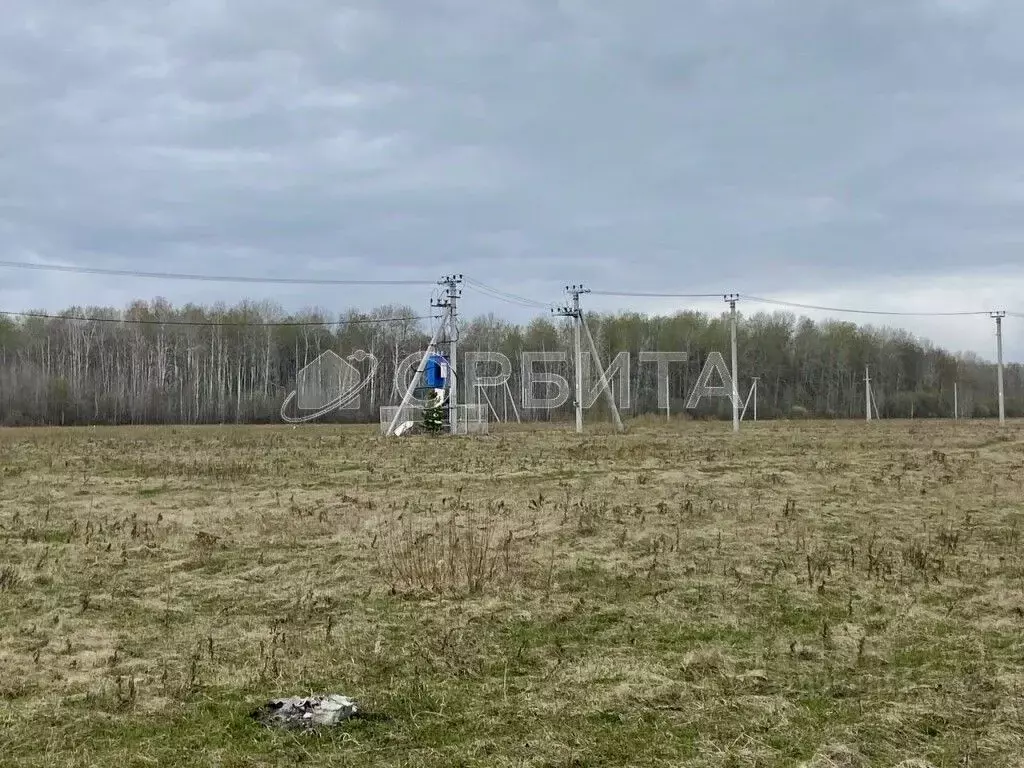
[665,374,671,423]
[572,286,584,434]
[992,311,1006,426]
[552,285,623,433]
[724,294,740,432]
[433,274,463,435]
[865,366,872,422]
[554,285,589,434]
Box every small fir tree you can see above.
[422,390,445,433]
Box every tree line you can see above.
[0,298,1020,426]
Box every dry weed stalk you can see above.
[376,500,523,596]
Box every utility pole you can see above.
[665,373,671,423]
[724,294,740,432]
[865,366,872,422]
[554,285,589,434]
[433,274,463,435]
[992,311,1006,426]
[552,285,623,433]
[572,285,585,435]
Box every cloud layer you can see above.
[2,0,1023,359]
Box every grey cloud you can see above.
[1,0,1024,358]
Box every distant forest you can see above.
[0,298,1020,426]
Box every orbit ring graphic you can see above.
[279,350,380,424]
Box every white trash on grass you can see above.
[251,694,360,730]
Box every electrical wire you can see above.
[589,290,726,299]
[739,294,994,317]
[586,285,1004,316]
[463,278,553,309]
[0,260,1015,321]
[589,288,997,315]
[0,309,433,328]
[0,259,435,286]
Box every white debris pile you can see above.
[250,694,361,730]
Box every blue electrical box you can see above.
[424,355,448,389]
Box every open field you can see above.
[1,419,1023,767]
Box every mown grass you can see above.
[1,418,1023,766]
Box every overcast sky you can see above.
[2,0,1022,361]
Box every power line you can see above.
[0,310,432,328]
[738,295,993,317]
[0,259,435,286]
[464,282,544,308]
[590,290,725,299]
[463,278,552,309]
[0,257,1015,320]
[587,285,998,316]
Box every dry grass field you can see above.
[1,418,1023,767]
